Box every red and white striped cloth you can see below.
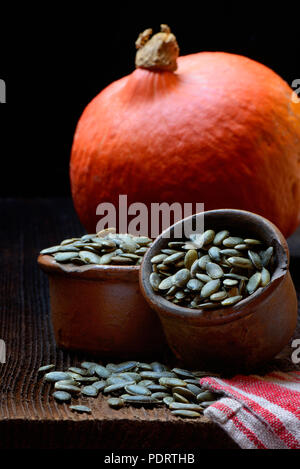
[199,371,300,449]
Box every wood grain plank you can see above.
[0,198,299,449]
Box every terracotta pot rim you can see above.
[139,208,289,326]
[38,254,139,281]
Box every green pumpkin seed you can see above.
[38,364,55,372]
[173,392,189,403]
[213,230,230,246]
[184,250,198,269]
[260,267,271,287]
[54,383,81,393]
[210,290,227,301]
[219,249,240,256]
[107,397,124,408]
[174,269,191,287]
[261,247,274,267]
[221,295,243,306]
[246,272,262,294]
[147,384,168,392]
[151,254,168,264]
[53,391,72,402]
[223,279,238,287]
[149,272,161,291]
[201,279,221,298]
[196,391,217,402]
[124,384,151,396]
[171,410,201,418]
[81,385,99,397]
[208,246,221,262]
[244,238,262,245]
[69,405,92,414]
[172,386,197,401]
[92,380,107,391]
[159,377,187,388]
[151,392,170,400]
[172,368,195,379]
[227,257,253,269]
[54,252,78,263]
[234,243,247,250]
[195,273,211,283]
[206,262,224,279]
[121,395,159,405]
[170,402,203,411]
[163,252,185,265]
[44,372,71,382]
[94,365,111,379]
[158,276,175,290]
[198,255,211,270]
[186,384,202,395]
[248,250,262,270]
[163,396,175,406]
[223,237,244,247]
[186,279,203,291]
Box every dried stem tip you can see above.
[135,24,179,72]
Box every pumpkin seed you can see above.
[184,250,198,269]
[206,262,224,279]
[221,295,243,306]
[104,381,135,394]
[140,371,175,380]
[210,290,227,301]
[124,384,151,396]
[248,250,262,270]
[79,251,102,264]
[152,392,170,400]
[121,395,159,405]
[246,272,262,294]
[54,383,81,393]
[44,372,71,382]
[260,267,271,287]
[159,377,187,388]
[171,410,201,418]
[172,368,195,379]
[163,252,185,265]
[107,397,124,408]
[163,396,175,406]
[92,380,106,392]
[172,386,197,401]
[186,279,202,291]
[196,391,217,402]
[173,392,189,403]
[174,269,191,287]
[151,254,168,264]
[94,365,111,379]
[201,279,221,298]
[213,230,230,246]
[53,391,71,402]
[186,384,202,395]
[170,402,203,412]
[195,273,211,283]
[208,246,221,262]
[158,276,175,290]
[223,237,244,247]
[223,279,238,287]
[38,364,55,372]
[147,384,168,392]
[69,405,92,414]
[198,255,211,270]
[244,238,262,245]
[261,246,274,267]
[81,385,99,397]
[54,252,78,263]
[227,257,253,269]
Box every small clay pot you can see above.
[140,209,298,371]
[38,255,166,359]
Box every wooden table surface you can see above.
[0,198,299,449]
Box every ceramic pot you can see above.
[140,209,298,371]
[38,255,167,359]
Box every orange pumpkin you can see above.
[70,25,300,237]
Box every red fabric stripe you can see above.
[215,375,300,415]
[200,377,300,449]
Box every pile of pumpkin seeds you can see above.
[40,228,152,266]
[149,229,274,309]
[38,361,220,418]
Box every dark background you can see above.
[1,5,299,197]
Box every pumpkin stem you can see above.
[135,24,179,72]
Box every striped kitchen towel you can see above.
[200,371,300,449]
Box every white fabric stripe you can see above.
[204,405,259,449]
[252,375,300,393]
[209,398,288,449]
[206,378,300,444]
